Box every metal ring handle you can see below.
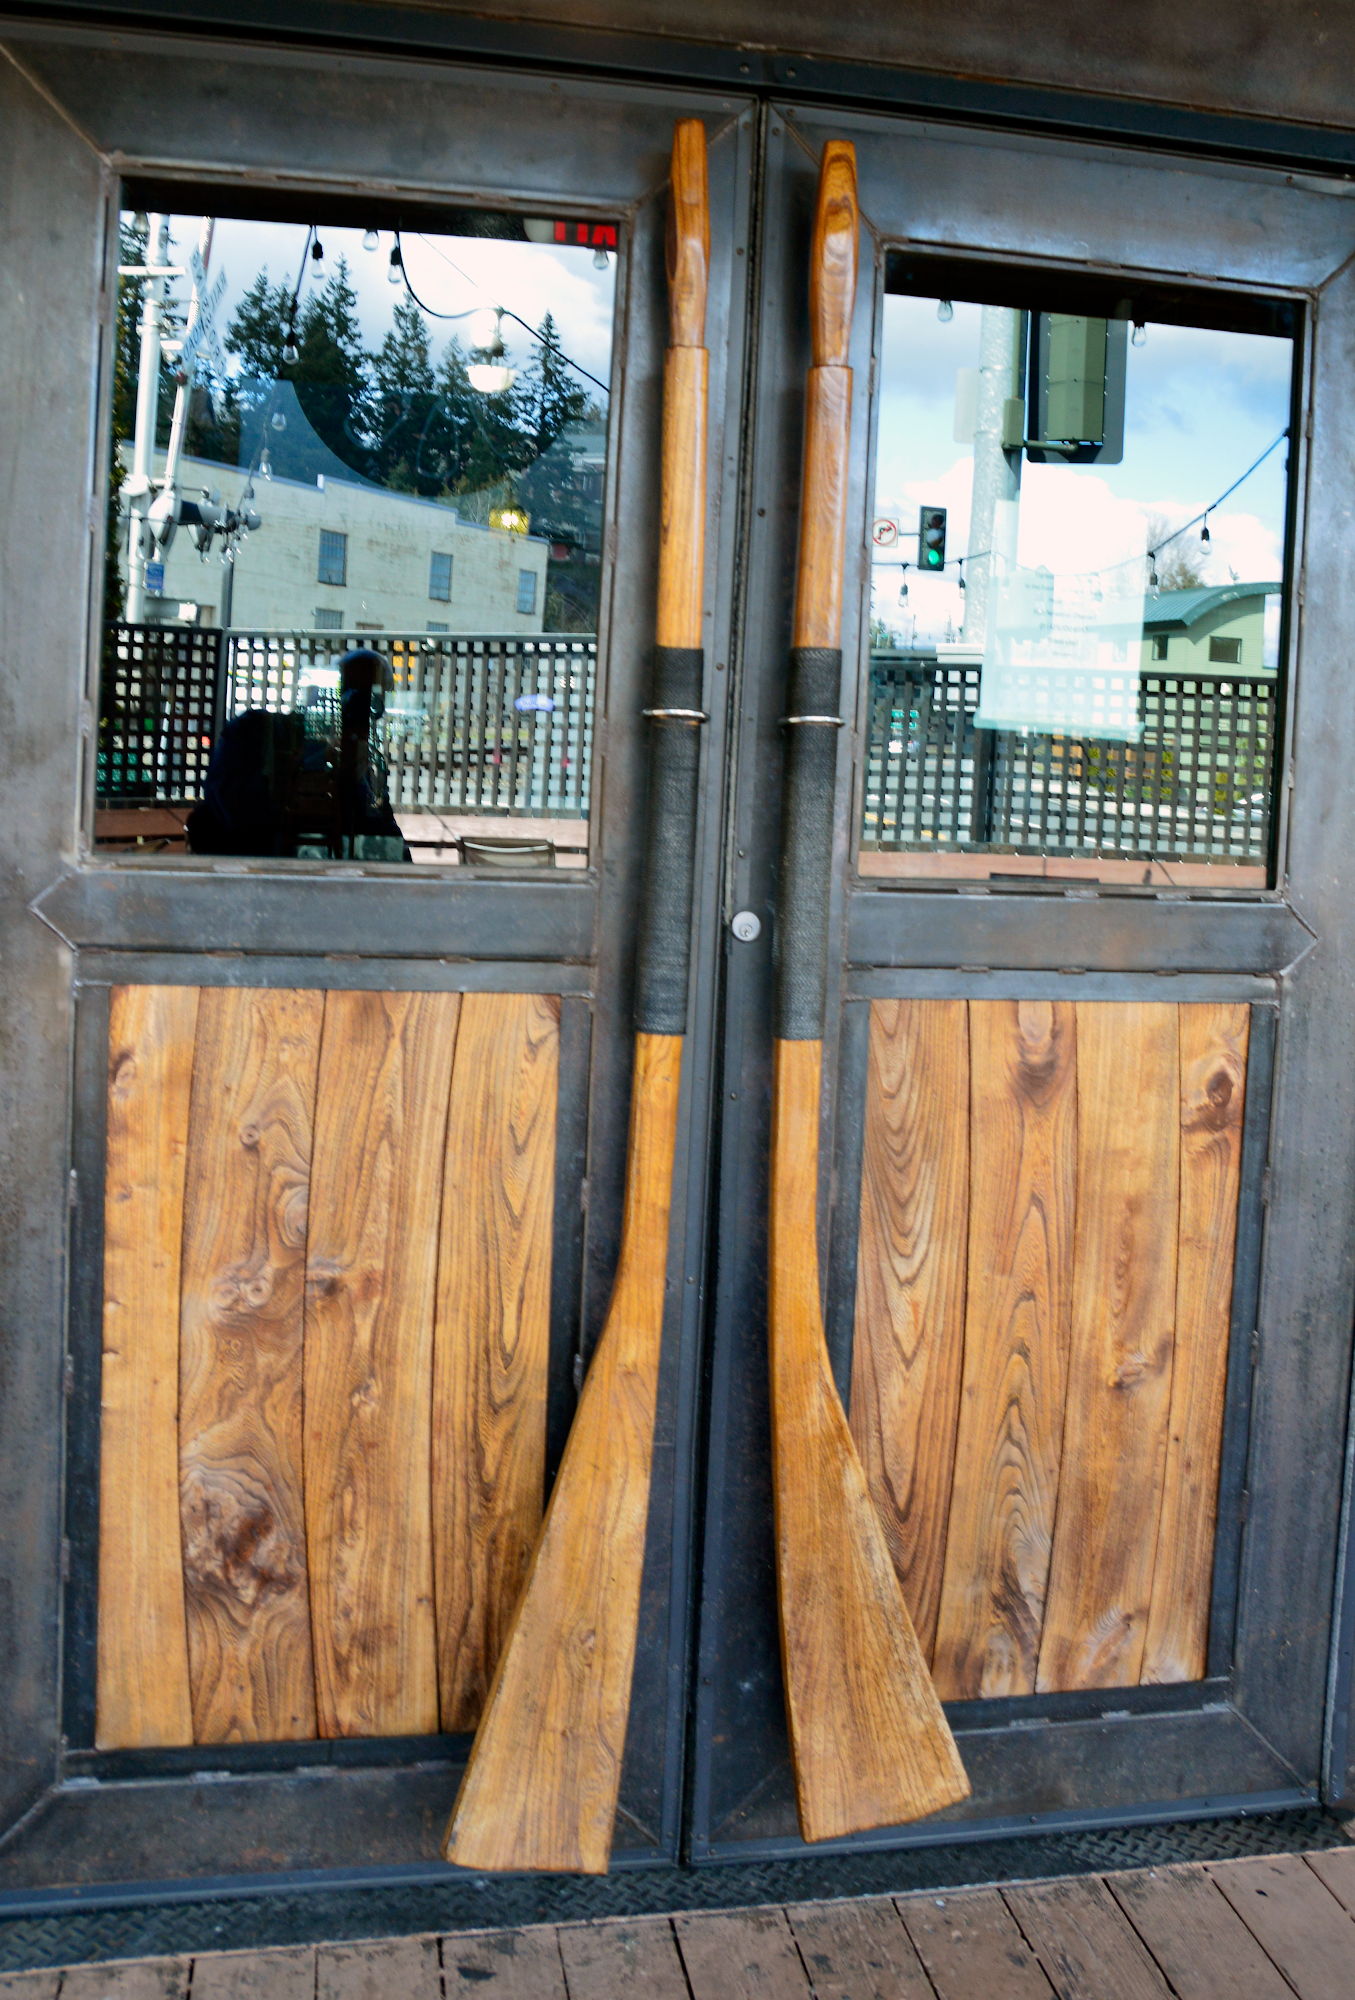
[642,707,709,722]
[780,714,843,727]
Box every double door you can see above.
[8,21,1355,1890]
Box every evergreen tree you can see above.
[223,269,293,388]
[371,295,437,488]
[516,314,590,459]
[291,256,371,466]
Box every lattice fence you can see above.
[863,654,1278,865]
[99,627,596,818]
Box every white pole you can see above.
[963,304,1024,652]
[162,217,213,501]
[125,213,170,624]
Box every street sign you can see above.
[146,561,165,596]
[872,517,900,549]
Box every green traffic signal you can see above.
[918,505,947,571]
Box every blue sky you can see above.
[872,294,1293,646]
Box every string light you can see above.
[1132,322,1147,347]
[362,228,379,252]
[311,236,324,263]
[1201,516,1211,546]
[937,299,954,323]
[387,244,403,286]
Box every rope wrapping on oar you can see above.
[634,644,705,1036]
[774,645,841,1042]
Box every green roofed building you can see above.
[1141,580,1281,674]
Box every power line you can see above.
[400,232,611,398]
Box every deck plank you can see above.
[1303,1843,1355,1914]
[556,1917,687,1996]
[897,1888,1054,1997]
[1209,1854,1355,1999]
[850,998,971,1659]
[189,1947,316,2000]
[786,1897,933,1998]
[59,1961,190,2000]
[97,984,199,1750]
[1142,1004,1249,1685]
[178,987,323,1743]
[933,1000,1077,1701]
[443,1929,564,1997]
[304,990,458,1738]
[1106,1863,1291,1999]
[433,991,559,1732]
[1004,1878,1172,1998]
[316,1938,441,2000]
[0,1976,60,1999]
[1037,1002,1180,1692]
[673,1909,812,1999]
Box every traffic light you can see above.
[918,506,947,572]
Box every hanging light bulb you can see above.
[388,243,403,286]
[282,333,299,365]
[271,410,287,432]
[898,577,909,603]
[467,308,517,394]
[957,560,966,594]
[362,228,379,252]
[311,236,324,263]
[937,299,954,323]
[1132,322,1147,347]
[593,245,609,270]
[1201,516,1211,546]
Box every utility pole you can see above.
[125,214,171,625]
[963,304,1024,652]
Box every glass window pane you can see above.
[97,206,615,870]
[864,271,1295,887]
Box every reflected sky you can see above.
[873,295,1292,647]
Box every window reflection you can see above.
[98,207,614,868]
[864,273,1294,886]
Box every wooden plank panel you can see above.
[1037,1002,1180,1692]
[1004,1878,1172,1998]
[304,990,458,1738]
[433,991,559,1732]
[190,1949,316,2000]
[933,1001,1077,1701]
[1209,1855,1355,1999]
[178,987,323,1744]
[897,1888,1054,1998]
[556,1918,688,1998]
[1141,1004,1250,1684]
[849,997,970,1659]
[1106,1863,1293,1999]
[442,1932,564,1999]
[786,1898,934,1999]
[0,1976,61,2000]
[97,984,199,1750]
[673,1910,812,2000]
[316,1939,441,2000]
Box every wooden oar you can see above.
[769,139,970,1843]
[443,118,710,1876]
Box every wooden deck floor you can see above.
[2,1850,1354,1999]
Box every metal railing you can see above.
[98,624,597,818]
[863,653,1278,866]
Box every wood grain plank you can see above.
[1037,1003,1180,1692]
[59,1962,190,2000]
[1106,1863,1293,1999]
[1141,1004,1250,1684]
[850,997,970,1661]
[443,1931,564,1999]
[786,1898,934,1999]
[1304,1843,1355,1915]
[897,1888,1054,1999]
[97,984,199,1750]
[1004,1878,1172,1999]
[0,1975,60,2000]
[433,991,559,1732]
[673,1910,811,2000]
[190,1949,316,2000]
[933,1001,1077,1701]
[304,990,458,1738]
[1209,1854,1355,1999]
[556,1918,688,1998]
[316,1939,441,2000]
[178,988,323,1743]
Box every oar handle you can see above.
[774,142,858,1043]
[636,119,709,1037]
